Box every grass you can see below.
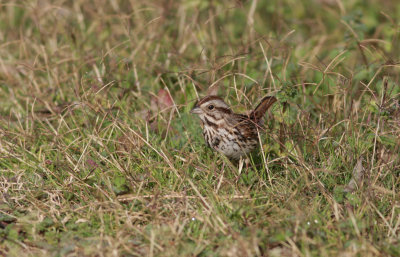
[0,0,399,256]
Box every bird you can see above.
[190,95,277,160]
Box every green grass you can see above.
[0,0,399,256]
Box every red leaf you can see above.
[151,88,174,112]
[157,88,174,108]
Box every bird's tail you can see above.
[250,96,277,123]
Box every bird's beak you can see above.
[190,107,202,114]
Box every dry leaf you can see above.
[344,157,365,193]
[151,88,174,112]
[148,89,174,135]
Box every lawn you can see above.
[0,0,399,256]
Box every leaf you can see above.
[149,88,175,134]
[276,82,297,102]
[344,157,365,193]
[112,175,130,195]
[151,88,174,112]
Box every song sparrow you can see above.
[190,95,277,160]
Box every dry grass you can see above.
[0,0,399,256]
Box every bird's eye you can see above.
[208,105,214,110]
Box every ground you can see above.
[0,0,399,256]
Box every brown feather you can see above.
[250,96,277,123]
[197,95,225,105]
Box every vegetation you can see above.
[0,0,399,256]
